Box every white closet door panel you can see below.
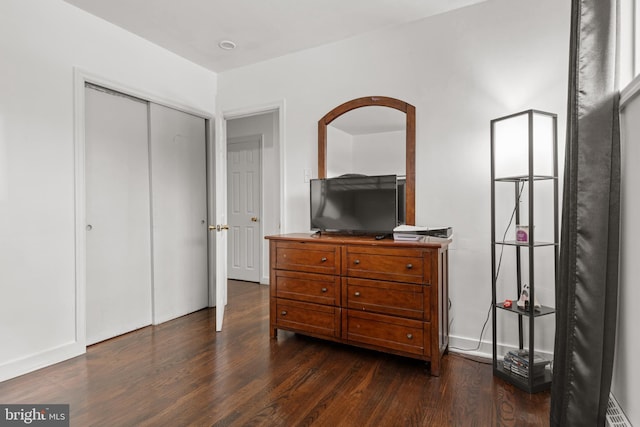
[85,87,153,345]
[150,104,208,324]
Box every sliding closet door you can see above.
[150,104,208,324]
[85,86,153,345]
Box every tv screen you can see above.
[310,174,400,234]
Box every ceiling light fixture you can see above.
[218,40,236,50]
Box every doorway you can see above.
[225,111,279,286]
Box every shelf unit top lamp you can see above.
[491,109,559,247]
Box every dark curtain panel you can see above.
[550,0,621,426]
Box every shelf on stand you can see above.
[496,302,555,317]
[495,240,557,247]
[494,174,557,182]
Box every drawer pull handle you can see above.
[321,287,328,293]
[407,333,413,339]
[406,263,413,269]
[354,259,360,265]
[354,291,361,297]
[281,310,287,316]
[321,257,327,262]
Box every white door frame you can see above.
[73,67,215,349]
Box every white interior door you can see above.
[85,86,152,345]
[149,103,208,324]
[215,118,229,331]
[227,136,261,282]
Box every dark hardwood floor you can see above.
[0,280,550,426]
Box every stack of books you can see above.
[393,224,429,241]
[393,225,453,241]
[502,349,550,379]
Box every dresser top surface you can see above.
[265,233,450,249]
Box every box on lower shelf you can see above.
[502,349,551,378]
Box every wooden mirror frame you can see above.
[318,96,416,225]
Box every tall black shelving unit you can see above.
[490,109,558,393]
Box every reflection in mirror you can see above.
[326,106,406,178]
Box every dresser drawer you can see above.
[345,310,430,357]
[344,246,426,284]
[275,299,340,338]
[275,241,340,275]
[344,277,427,320]
[275,270,340,305]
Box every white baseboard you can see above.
[0,342,85,383]
[447,335,492,359]
[447,334,553,361]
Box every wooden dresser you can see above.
[266,233,450,376]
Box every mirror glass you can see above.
[326,106,406,178]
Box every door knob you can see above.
[209,225,229,232]
[251,217,259,222]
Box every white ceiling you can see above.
[63,0,486,73]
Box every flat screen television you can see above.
[310,174,403,234]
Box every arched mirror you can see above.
[318,96,415,225]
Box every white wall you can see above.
[218,0,570,356]
[0,0,216,381]
[614,90,640,427]
[226,112,280,283]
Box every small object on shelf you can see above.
[503,299,512,308]
[516,283,529,309]
[516,225,530,243]
[516,283,541,309]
